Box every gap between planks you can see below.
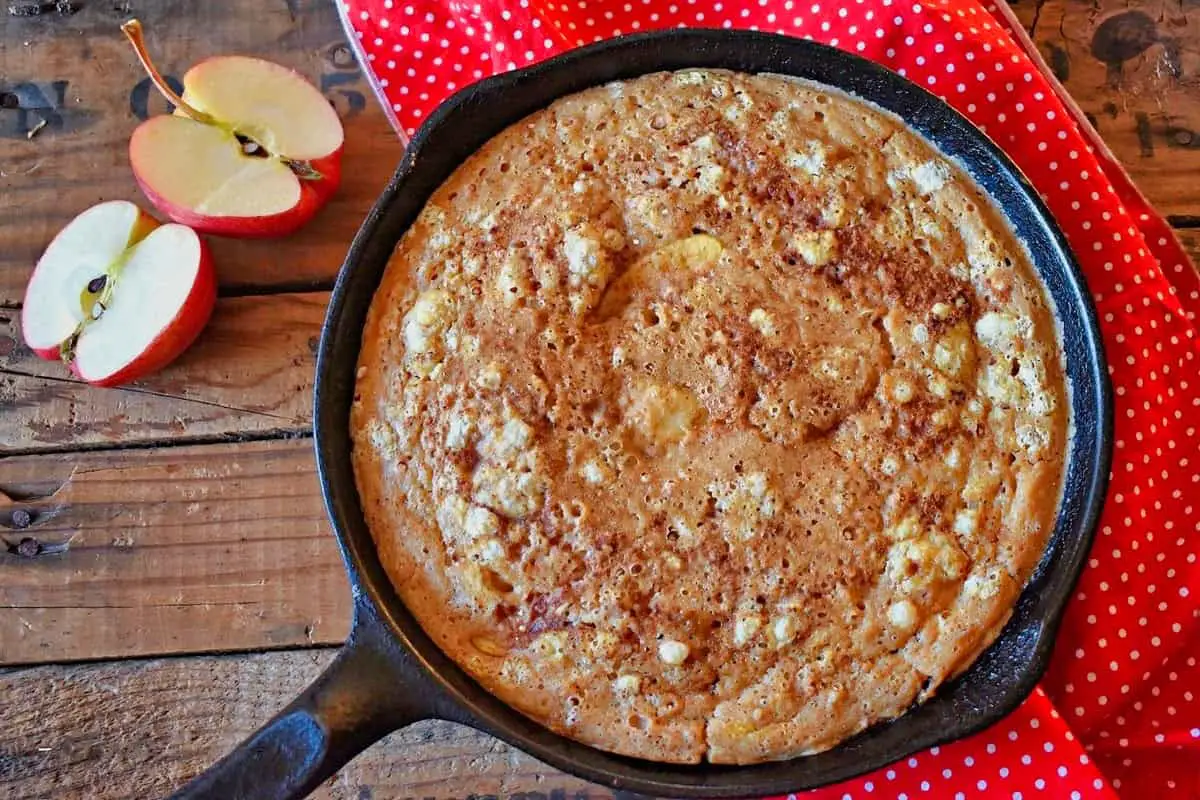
[1,291,328,454]
[0,437,349,665]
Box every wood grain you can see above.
[0,438,350,666]
[1024,0,1200,220]
[1171,228,1200,265]
[0,292,324,453]
[0,0,402,307]
[0,650,611,800]
[1,0,1198,795]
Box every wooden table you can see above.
[0,1,1196,797]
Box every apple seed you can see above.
[235,133,265,157]
[61,249,130,364]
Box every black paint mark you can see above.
[356,787,372,800]
[1135,112,1153,158]
[284,0,298,21]
[7,535,71,557]
[8,1,48,16]
[1091,10,1158,63]
[1165,124,1200,149]
[5,0,75,14]
[1091,10,1158,86]
[1046,42,1070,82]
[14,537,41,557]
[321,71,366,118]
[0,80,68,137]
[129,74,184,120]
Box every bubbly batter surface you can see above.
[351,70,1069,763]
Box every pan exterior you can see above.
[313,30,1112,796]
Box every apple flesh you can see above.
[22,201,158,361]
[128,52,344,238]
[21,200,217,387]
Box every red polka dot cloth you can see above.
[337,0,1200,796]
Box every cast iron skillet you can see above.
[172,29,1112,800]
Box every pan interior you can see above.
[314,30,1110,796]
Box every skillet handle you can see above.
[169,605,432,800]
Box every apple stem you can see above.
[122,19,324,178]
[121,19,214,126]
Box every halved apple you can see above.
[123,20,344,238]
[21,200,217,387]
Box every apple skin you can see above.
[27,343,61,361]
[27,341,64,361]
[127,52,345,239]
[130,121,344,238]
[71,238,218,388]
[21,202,161,361]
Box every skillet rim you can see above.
[314,28,1113,796]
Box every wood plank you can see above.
[0,438,350,665]
[1024,0,1200,220]
[0,292,324,453]
[2,0,1196,310]
[0,0,403,306]
[7,233,1193,455]
[1006,0,1038,33]
[1171,228,1200,267]
[0,650,611,800]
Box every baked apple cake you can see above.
[351,69,1069,764]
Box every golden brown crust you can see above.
[350,69,1069,764]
